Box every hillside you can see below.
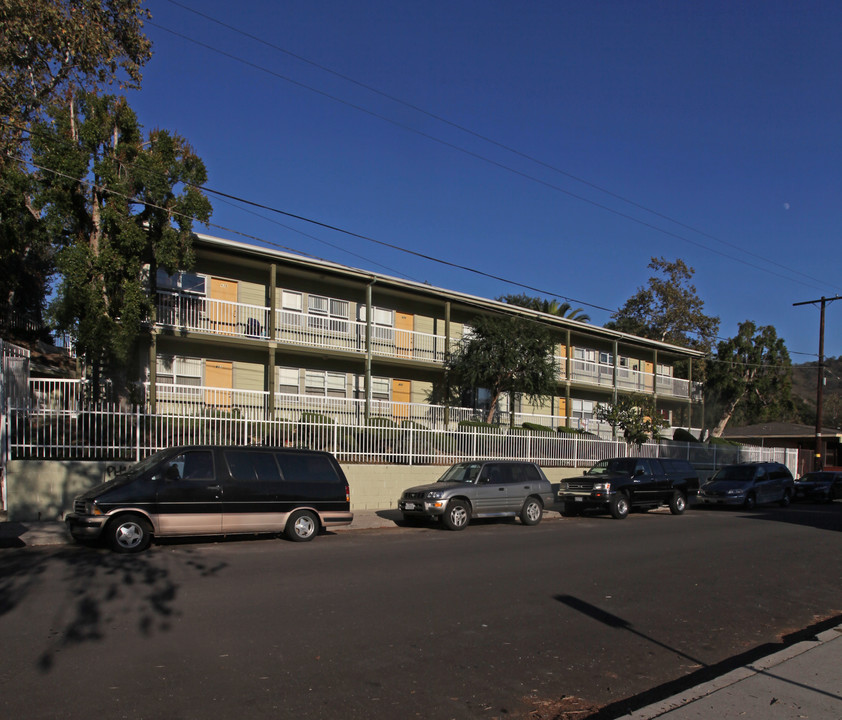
[792,356,842,430]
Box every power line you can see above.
[155,3,840,295]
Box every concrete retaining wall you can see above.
[5,460,580,521]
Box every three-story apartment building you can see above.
[142,233,704,436]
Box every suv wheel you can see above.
[779,490,791,508]
[743,493,756,511]
[520,497,543,526]
[609,493,630,520]
[286,510,319,541]
[668,491,687,515]
[442,500,470,531]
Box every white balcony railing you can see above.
[155,292,703,399]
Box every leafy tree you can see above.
[0,0,151,155]
[0,0,152,338]
[499,293,591,323]
[437,314,558,424]
[606,257,719,352]
[595,394,668,448]
[0,161,52,337]
[705,321,795,437]
[31,92,211,391]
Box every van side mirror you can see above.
[165,464,181,481]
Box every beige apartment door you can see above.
[395,312,413,358]
[209,278,238,335]
[205,360,233,409]
[392,379,411,420]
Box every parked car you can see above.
[697,462,794,510]
[65,446,353,552]
[398,461,554,530]
[793,471,842,502]
[557,457,699,519]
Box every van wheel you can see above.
[609,493,630,520]
[108,514,152,553]
[442,500,470,531]
[520,497,543,526]
[286,510,319,542]
[669,491,687,515]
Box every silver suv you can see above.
[398,461,554,530]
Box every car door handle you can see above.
[498,487,506,492]
[207,485,222,491]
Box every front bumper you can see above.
[558,490,613,510]
[65,513,107,540]
[399,498,447,517]
[697,493,745,506]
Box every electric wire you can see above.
[149,10,841,295]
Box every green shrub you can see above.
[672,428,699,443]
[300,411,335,425]
[522,422,556,433]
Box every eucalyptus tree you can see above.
[32,92,211,392]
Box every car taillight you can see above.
[345,485,350,502]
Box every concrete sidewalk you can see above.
[2,513,840,720]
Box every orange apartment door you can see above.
[205,360,233,409]
[644,361,654,392]
[392,379,411,420]
[395,312,413,358]
[558,398,567,424]
[209,278,238,335]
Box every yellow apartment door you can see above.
[210,278,238,335]
[392,379,411,420]
[644,361,654,392]
[205,360,233,409]
[558,398,567,423]
[395,312,413,358]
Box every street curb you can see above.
[625,623,842,719]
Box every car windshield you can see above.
[115,448,175,480]
[438,463,482,484]
[586,458,636,475]
[712,466,756,482]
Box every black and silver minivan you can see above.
[65,446,353,552]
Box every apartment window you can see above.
[278,367,300,394]
[570,399,595,422]
[156,356,203,386]
[308,295,350,333]
[156,269,206,295]
[355,375,390,400]
[282,291,303,312]
[657,364,673,377]
[304,370,347,397]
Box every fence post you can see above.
[573,434,579,468]
[408,424,414,467]
[333,420,338,457]
[136,405,141,462]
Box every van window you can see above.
[168,450,214,480]
[225,450,282,482]
[277,453,338,484]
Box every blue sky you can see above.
[129,0,842,362]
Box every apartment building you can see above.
[142,233,704,436]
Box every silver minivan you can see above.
[698,462,794,510]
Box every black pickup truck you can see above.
[558,457,699,519]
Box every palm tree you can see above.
[499,294,590,323]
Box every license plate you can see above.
[574,497,583,502]
[404,502,416,510]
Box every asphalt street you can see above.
[1,503,840,719]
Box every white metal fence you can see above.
[6,396,799,476]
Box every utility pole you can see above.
[793,295,841,470]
